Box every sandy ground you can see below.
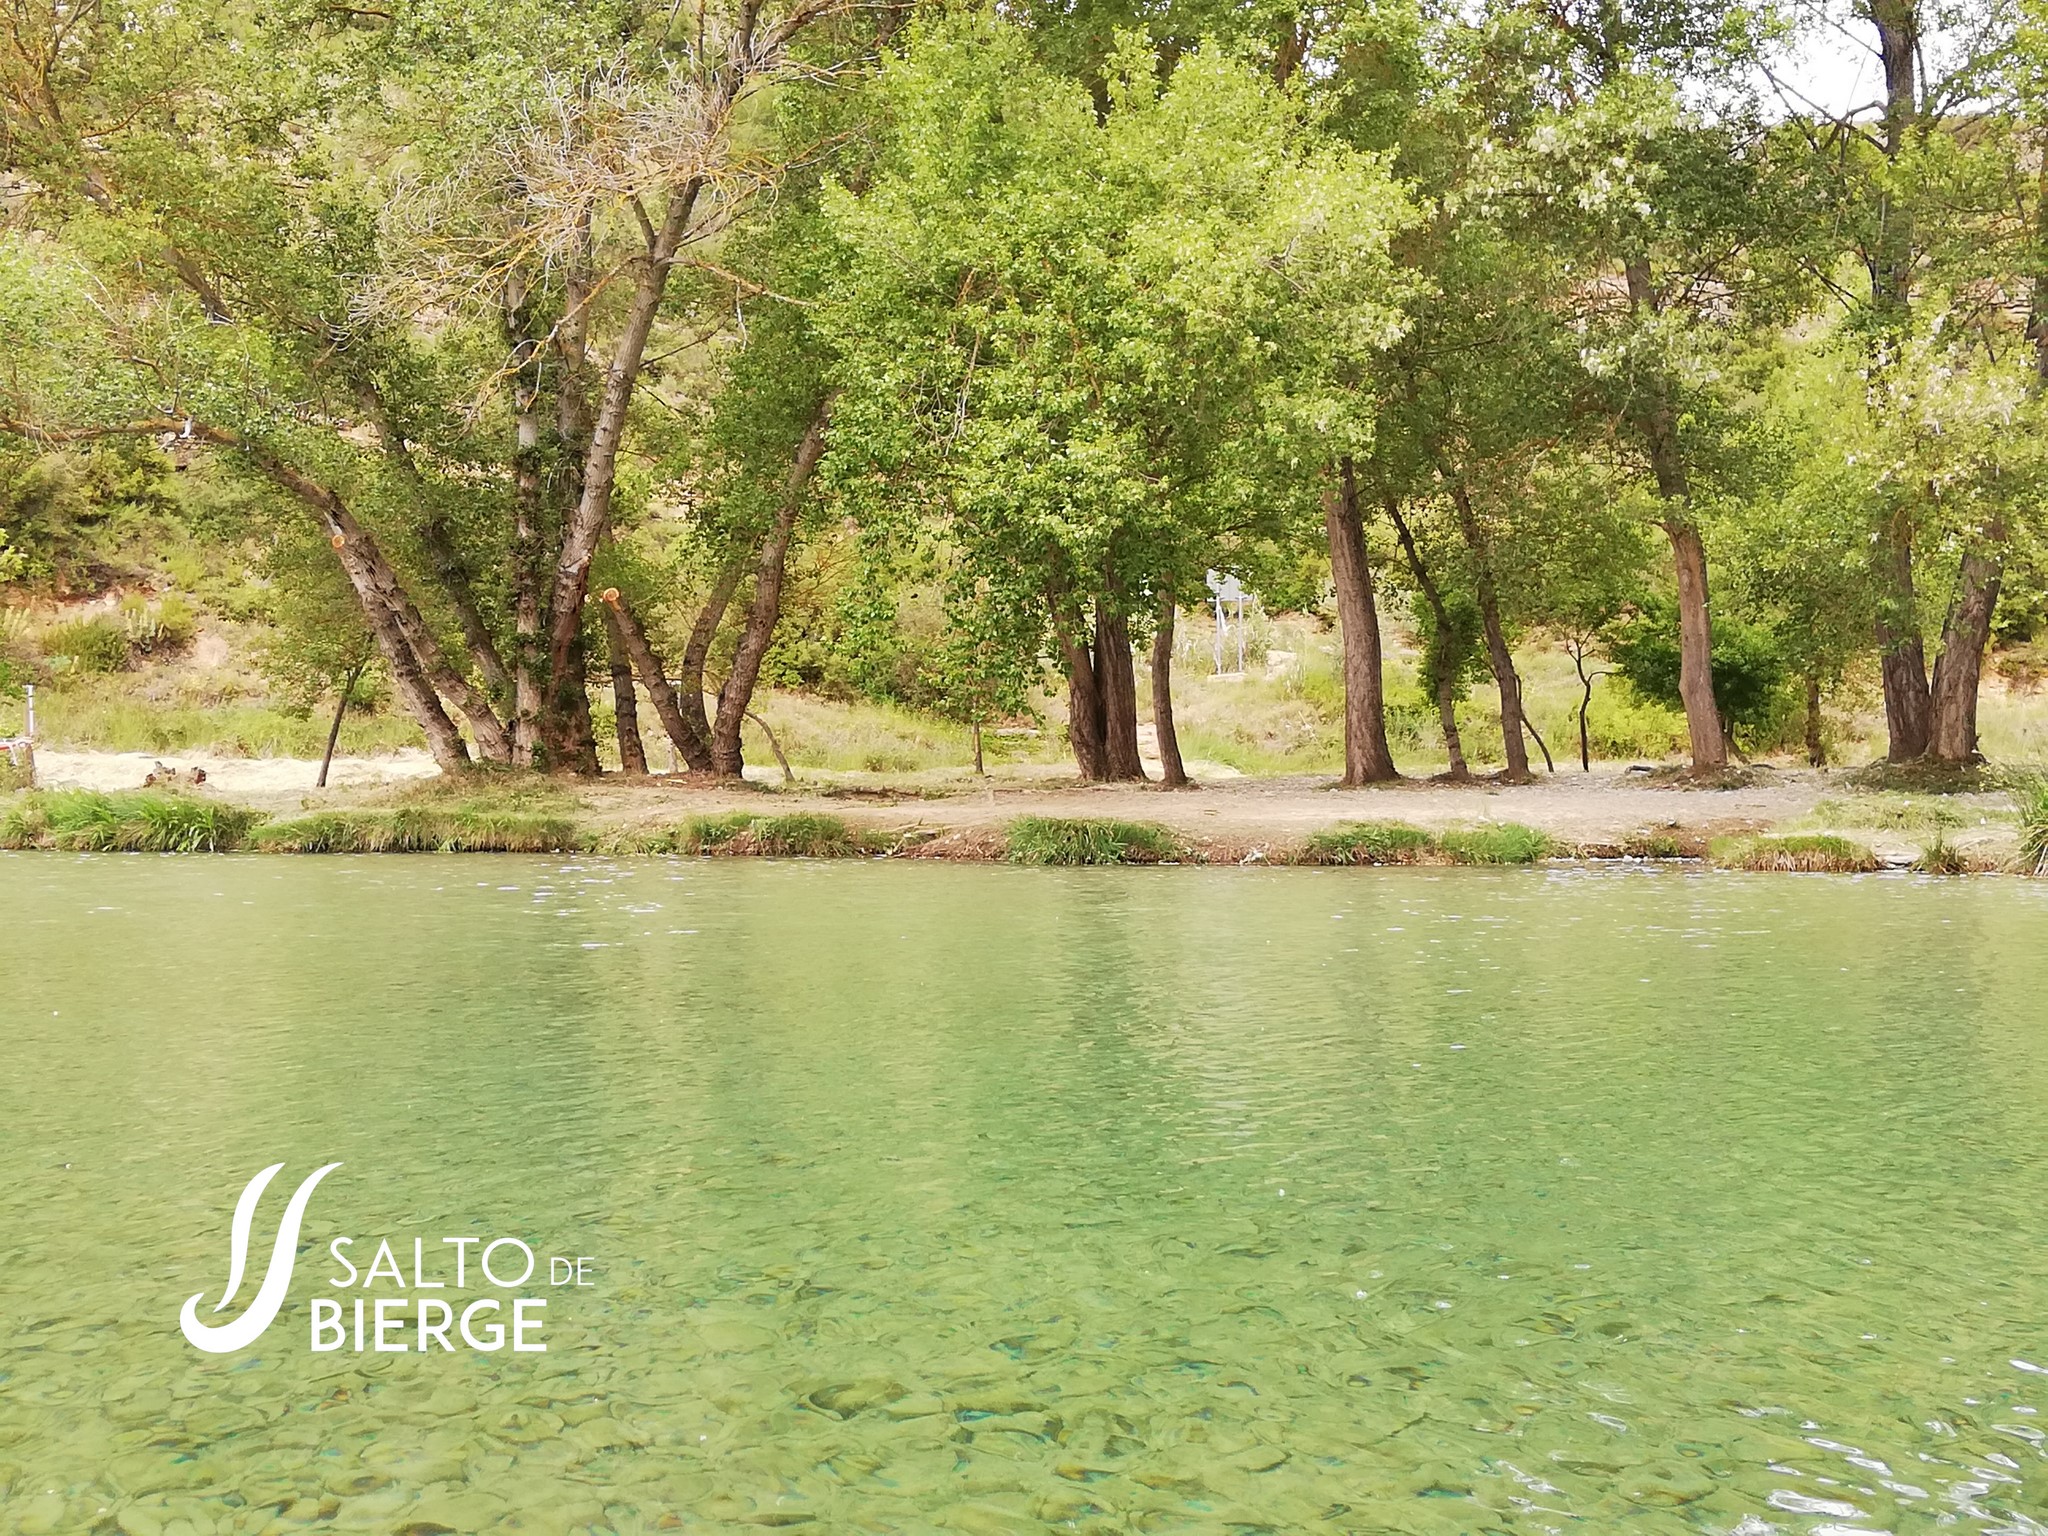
[18,749,2018,862]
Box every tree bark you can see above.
[1927,542,2002,764]
[1060,620,1109,781]
[710,406,830,777]
[1875,507,1932,761]
[1323,458,1399,785]
[1095,603,1147,782]
[1663,520,1727,770]
[602,605,649,774]
[1445,480,1529,782]
[506,277,549,765]
[1386,498,1469,779]
[1150,598,1189,787]
[1804,672,1826,767]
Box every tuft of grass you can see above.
[1804,795,1966,833]
[1711,833,1880,873]
[729,812,868,858]
[1620,831,1695,859]
[0,789,261,851]
[1300,821,1435,866]
[2013,776,2048,876]
[1005,816,1181,865]
[1911,835,1976,876]
[249,808,577,853]
[1438,823,1553,865]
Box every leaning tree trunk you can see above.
[1446,481,1529,782]
[1386,500,1470,780]
[1150,598,1189,788]
[710,407,830,778]
[678,555,746,765]
[603,592,713,774]
[1095,602,1148,782]
[1927,541,2002,765]
[1324,458,1399,785]
[602,606,649,774]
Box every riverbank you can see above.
[2,753,2034,869]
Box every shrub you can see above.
[1711,833,1879,873]
[1005,816,1181,865]
[0,790,260,851]
[1438,823,1552,864]
[119,593,198,656]
[41,616,131,673]
[1300,821,1435,866]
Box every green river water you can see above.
[1,857,2045,1535]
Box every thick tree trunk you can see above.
[1150,599,1189,788]
[710,407,830,777]
[602,606,649,774]
[1664,520,1728,770]
[1095,604,1148,782]
[1060,625,1109,781]
[1386,498,1469,779]
[1324,459,1399,785]
[1875,509,1932,761]
[1445,481,1529,782]
[1927,543,2002,764]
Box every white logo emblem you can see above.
[179,1163,341,1354]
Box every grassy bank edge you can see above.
[7,790,2040,874]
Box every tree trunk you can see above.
[1804,672,1826,767]
[1875,508,1932,761]
[318,654,369,790]
[603,593,711,774]
[678,556,746,764]
[1060,624,1109,781]
[1927,542,2002,764]
[1575,650,1596,772]
[710,406,830,778]
[1446,481,1529,782]
[1150,599,1189,788]
[1623,255,1726,771]
[1323,458,1399,785]
[602,606,648,774]
[1095,603,1147,782]
[1663,520,1728,770]
[418,513,514,707]
[1386,498,1469,779]
[545,183,703,733]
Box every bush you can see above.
[1005,816,1181,865]
[41,617,131,674]
[0,790,260,851]
[120,593,198,656]
[1301,821,1435,865]
[1710,833,1879,873]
